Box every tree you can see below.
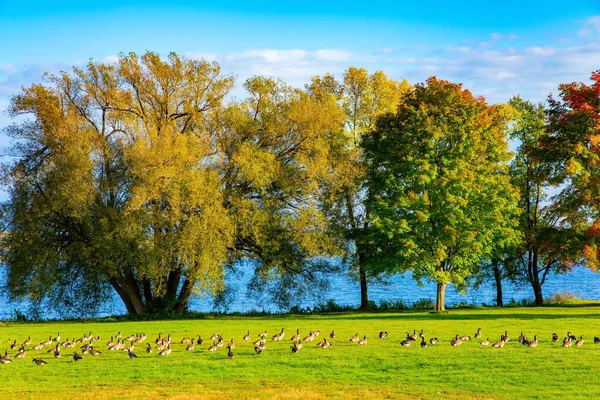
[306,68,411,310]
[362,77,518,311]
[506,96,580,305]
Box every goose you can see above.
[419,329,425,338]
[107,337,115,348]
[291,329,301,341]
[81,343,91,354]
[400,338,412,347]
[9,340,17,350]
[72,352,83,361]
[518,332,525,344]
[243,331,251,341]
[503,331,510,342]
[227,347,234,358]
[492,337,505,348]
[23,336,32,346]
[563,337,573,348]
[53,344,61,358]
[291,341,301,353]
[273,329,285,341]
[420,337,427,348]
[552,333,559,342]
[158,345,171,356]
[34,343,44,351]
[349,333,359,343]
[575,335,584,346]
[61,338,72,347]
[0,350,11,364]
[16,347,26,358]
[53,332,61,343]
[521,335,530,346]
[379,331,388,339]
[253,338,265,347]
[459,335,471,341]
[124,342,135,352]
[480,338,490,347]
[258,331,268,339]
[474,328,482,339]
[186,338,196,351]
[146,343,153,353]
[32,358,47,365]
[135,334,145,343]
[125,334,135,342]
[127,349,138,359]
[115,332,122,340]
[208,342,218,352]
[358,335,368,346]
[429,337,438,345]
[594,336,600,344]
[302,333,315,343]
[407,331,418,341]
[254,344,264,355]
[314,330,321,337]
[330,330,336,339]
[89,347,101,356]
[181,336,191,344]
[320,340,331,349]
[216,336,225,348]
[528,335,539,348]
[43,336,53,346]
[197,335,204,345]
[227,339,235,349]
[451,335,463,347]
[568,331,577,340]
[155,333,163,345]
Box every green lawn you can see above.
[2,304,600,399]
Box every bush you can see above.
[377,299,408,311]
[547,291,581,304]
[411,298,435,310]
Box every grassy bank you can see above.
[2,305,600,399]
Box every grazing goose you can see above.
[349,333,359,343]
[32,358,47,365]
[492,337,505,348]
[33,343,44,351]
[330,330,336,339]
[451,335,463,347]
[303,332,315,343]
[158,345,171,356]
[291,329,301,342]
[23,336,32,346]
[227,348,234,358]
[528,335,539,348]
[16,347,26,359]
[186,338,196,351]
[379,331,388,339]
[208,342,218,352]
[480,338,490,347]
[291,341,301,353]
[459,335,471,342]
[474,328,482,339]
[420,337,427,348]
[319,339,331,349]
[89,347,101,356]
[552,333,559,342]
[127,349,138,359]
[258,331,268,339]
[243,331,251,341]
[135,334,145,343]
[43,336,53,346]
[400,338,412,347]
[254,344,264,355]
[272,329,285,341]
[253,338,265,347]
[429,337,438,345]
[358,335,368,346]
[72,352,83,361]
[181,336,191,344]
[0,350,11,364]
[575,335,584,346]
[146,343,153,353]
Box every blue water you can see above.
[1,263,600,319]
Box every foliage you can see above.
[362,77,519,311]
[547,291,581,304]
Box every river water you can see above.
[1,263,599,319]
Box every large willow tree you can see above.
[362,77,519,311]
[2,52,346,314]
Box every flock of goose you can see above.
[1,328,597,365]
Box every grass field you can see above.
[2,304,600,399]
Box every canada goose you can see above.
[528,335,538,348]
[23,336,32,346]
[503,331,510,342]
[53,332,61,343]
[474,328,482,339]
[146,343,153,353]
[492,336,505,348]
[594,336,600,344]
[429,337,438,345]
[53,344,61,358]
[400,338,412,347]
[243,331,251,341]
[208,342,218,352]
[33,343,44,351]
[254,345,264,355]
[32,358,47,365]
[89,347,101,356]
[124,342,134,352]
[291,341,301,353]
[135,334,145,343]
[43,336,53,346]
[16,347,26,358]
[159,345,171,356]
[181,336,191,344]
[227,347,234,358]
[575,335,584,346]
[521,335,530,346]
[127,349,138,359]
[186,338,196,351]
[115,332,122,340]
[518,332,525,343]
[568,331,577,340]
[319,340,331,349]
[552,333,559,342]
[303,333,315,343]
[9,340,17,350]
[291,329,300,341]
[253,338,265,346]
[330,330,336,339]
[563,337,573,348]
[107,337,115,348]
[408,330,417,341]
[258,331,268,339]
[81,343,91,354]
[61,338,72,347]
[216,336,225,348]
[227,339,235,349]
[379,331,388,339]
[272,329,284,341]
[459,335,471,341]
[125,334,135,342]
[73,352,83,361]
[0,350,11,364]
[451,335,463,347]
[155,333,163,344]
[349,333,359,343]
[419,329,425,338]
[420,337,427,348]
[480,338,490,347]
[196,335,203,345]
[358,335,368,346]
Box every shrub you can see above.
[547,291,581,305]
[411,298,435,310]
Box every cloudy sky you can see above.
[1,0,599,171]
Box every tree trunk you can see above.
[359,251,369,310]
[492,261,503,308]
[532,249,543,305]
[435,282,447,311]
[532,281,544,305]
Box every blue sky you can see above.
[1,0,600,198]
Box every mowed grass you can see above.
[2,305,600,399]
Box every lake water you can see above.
[1,263,600,319]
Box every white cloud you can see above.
[579,15,600,36]
[101,55,120,64]
[491,33,504,40]
[525,46,556,56]
[314,49,352,62]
